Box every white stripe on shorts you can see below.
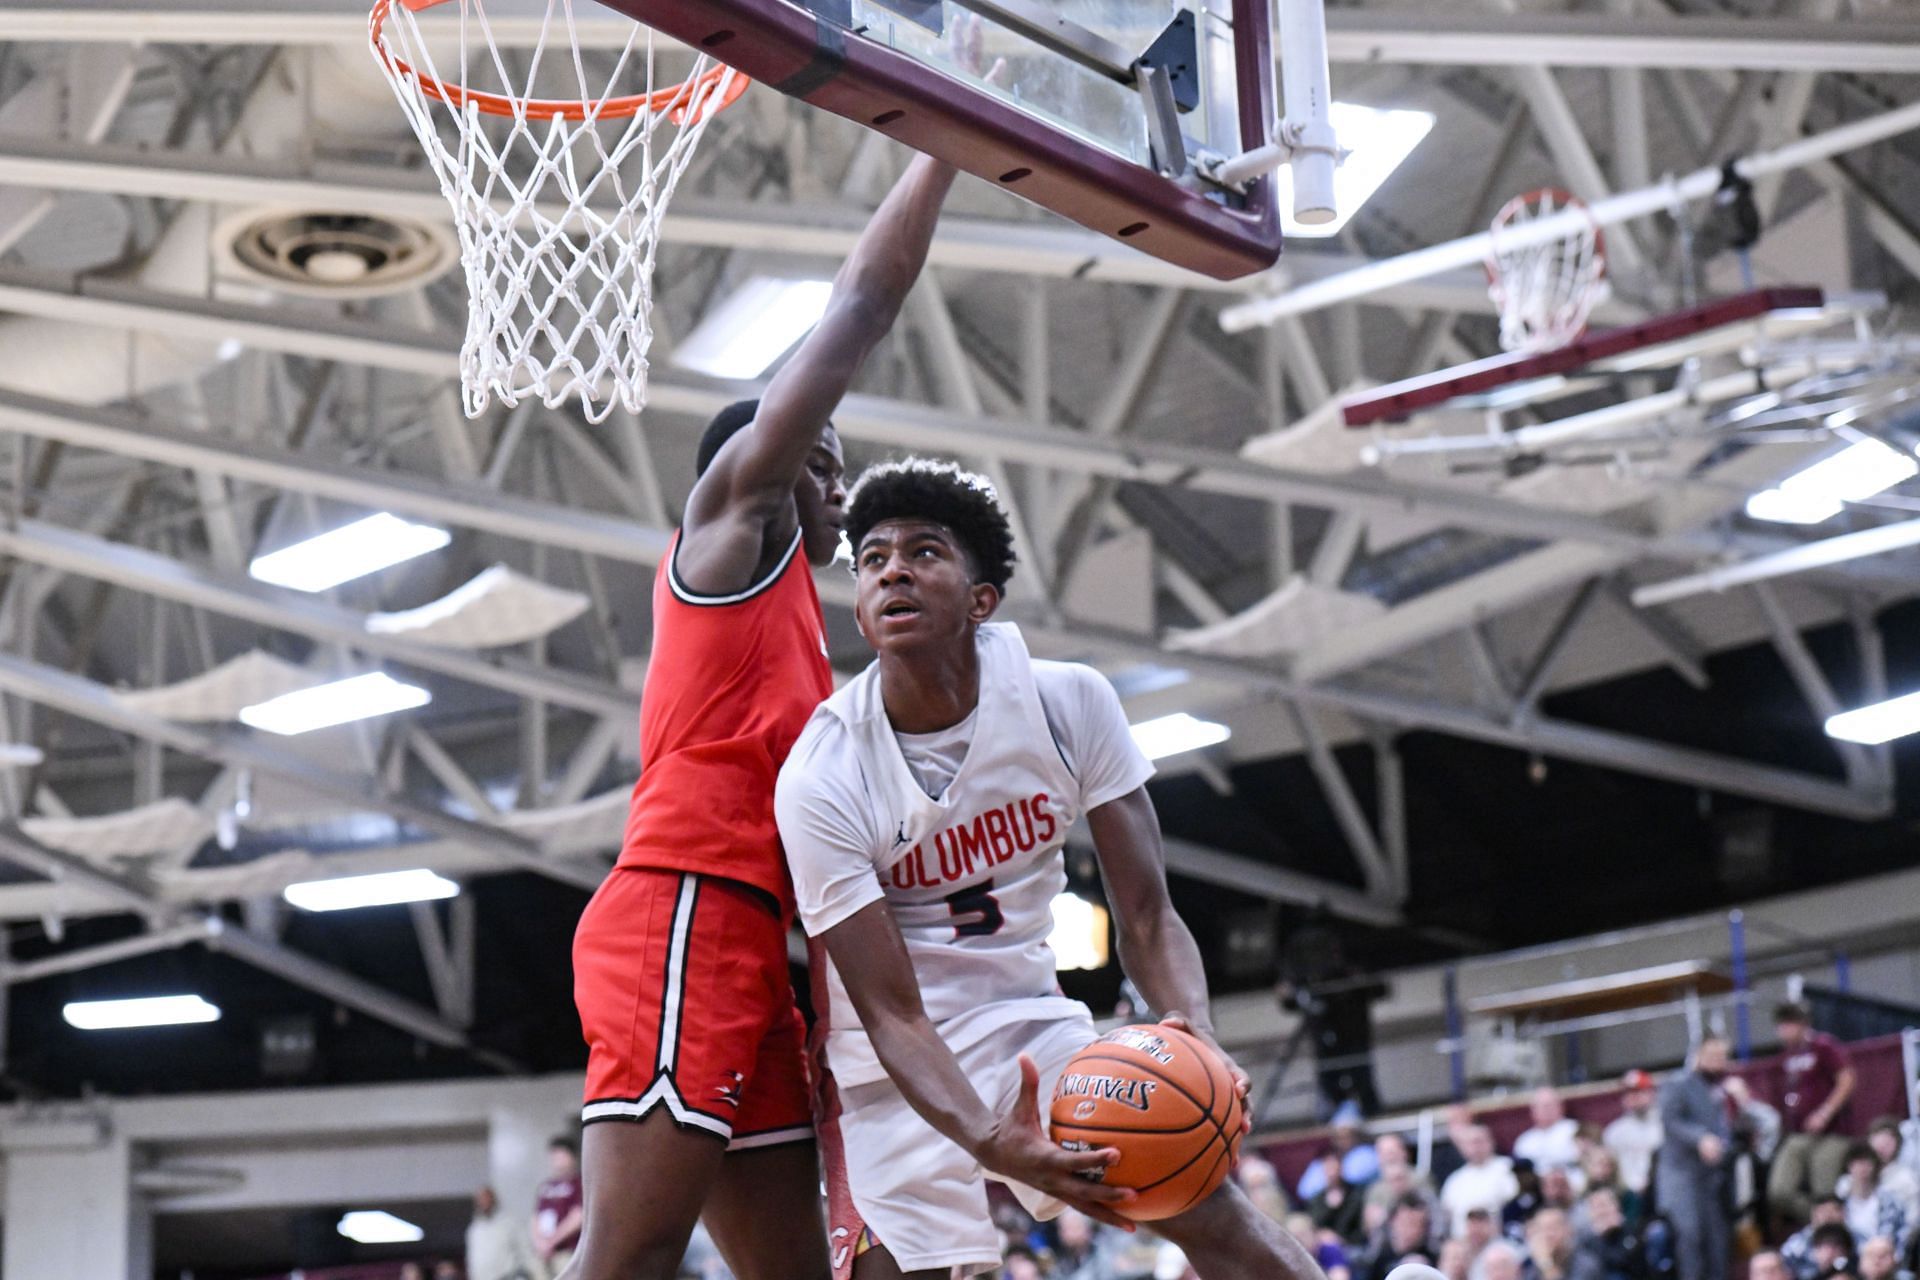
[656,874,700,1075]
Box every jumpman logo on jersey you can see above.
[893,821,910,850]
[714,1070,745,1109]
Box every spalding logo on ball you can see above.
[1048,1023,1245,1221]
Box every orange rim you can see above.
[370,0,751,123]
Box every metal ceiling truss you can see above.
[0,7,1916,1061]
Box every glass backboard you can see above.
[593,0,1281,279]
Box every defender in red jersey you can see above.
[562,150,961,1280]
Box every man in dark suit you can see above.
[1659,1035,1735,1280]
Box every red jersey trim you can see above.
[668,528,804,606]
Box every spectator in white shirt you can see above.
[1841,1144,1913,1255]
[1603,1071,1665,1197]
[1516,1088,1584,1181]
[1444,1126,1521,1238]
[463,1186,531,1280]
[1845,1120,1920,1225]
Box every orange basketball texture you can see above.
[1048,1023,1245,1221]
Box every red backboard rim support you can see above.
[1341,286,1828,429]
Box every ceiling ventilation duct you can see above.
[216,208,455,299]
[0,44,416,404]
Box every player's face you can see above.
[793,427,848,567]
[854,518,998,655]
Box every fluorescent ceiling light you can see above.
[0,742,45,766]
[1745,487,1840,525]
[63,994,220,1030]
[671,276,834,380]
[1048,892,1112,972]
[239,671,430,735]
[250,513,451,592]
[1129,712,1231,761]
[1747,438,1918,525]
[1826,690,1920,745]
[1275,102,1435,238]
[284,868,459,913]
[337,1211,425,1245]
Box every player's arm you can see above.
[679,154,959,580]
[1086,786,1250,1098]
[816,901,1139,1230]
[550,1206,582,1251]
[1808,1061,1855,1133]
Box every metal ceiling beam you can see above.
[0,281,1692,556]
[0,521,637,718]
[1750,582,1877,784]
[1318,13,1920,73]
[0,653,605,892]
[1153,835,1403,929]
[0,387,670,566]
[1059,623,1892,821]
[207,920,515,1068]
[3,918,215,985]
[0,827,515,1069]
[1283,701,1395,901]
[0,825,170,924]
[9,7,1917,71]
[0,143,1550,308]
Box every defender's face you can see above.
[793,427,847,568]
[855,518,996,654]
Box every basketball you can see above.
[1049,1023,1244,1221]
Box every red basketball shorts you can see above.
[574,867,811,1150]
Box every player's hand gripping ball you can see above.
[1048,1023,1245,1221]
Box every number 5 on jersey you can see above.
[945,881,1004,938]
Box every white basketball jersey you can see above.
[792,623,1092,1086]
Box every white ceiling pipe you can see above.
[1632,516,1920,608]
[1220,97,1920,332]
[1366,358,1826,461]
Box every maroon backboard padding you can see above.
[1340,286,1828,428]
[592,0,1281,281]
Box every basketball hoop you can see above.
[369,0,749,422]
[1486,189,1609,355]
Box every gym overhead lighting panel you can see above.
[1129,712,1231,761]
[1273,102,1435,238]
[337,1211,425,1245]
[671,277,834,380]
[1745,438,1918,525]
[1048,892,1112,972]
[63,994,221,1030]
[249,513,451,592]
[239,671,430,736]
[1826,690,1920,745]
[284,868,459,913]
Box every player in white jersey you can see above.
[775,460,1326,1280]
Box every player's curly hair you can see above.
[843,459,1016,595]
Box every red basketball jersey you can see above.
[618,529,834,906]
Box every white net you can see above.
[370,0,744,422]
[1486,189,1609,355]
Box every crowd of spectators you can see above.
[361,1002,1917,1280]
[671,1001,1911,1280]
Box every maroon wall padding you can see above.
[1340,286,1828,427]
[593,0,1283,280]
[1253,1030,1914,1186]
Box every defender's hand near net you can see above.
[977,1054,1139,1231]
